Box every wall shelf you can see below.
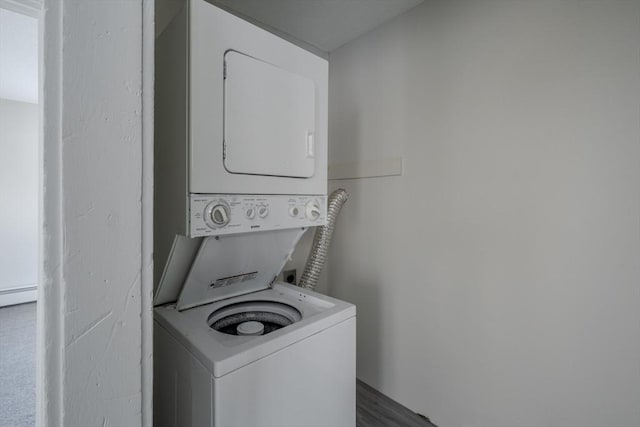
[328,157,404,180]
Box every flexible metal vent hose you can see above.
[298,188,349,290]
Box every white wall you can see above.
[0,8,38,103]
[0,99,38,292]
[326,1,640,426]
[39,0,153,425]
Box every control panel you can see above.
[190,194,327,237]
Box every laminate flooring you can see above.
[357,379,437,427]
[0,303,436,427]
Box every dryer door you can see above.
[223,51,316,178]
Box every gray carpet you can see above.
[0,303,36,427]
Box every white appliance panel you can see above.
[177,229,305,310]
[224,51,315,178]
[154,323,213,427]
[154,235,202,307]
[213,318,356,427]
[189,0,328,195]
[190,194,326,238]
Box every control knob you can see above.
[305,200,322,221]
[257,205,269,218]
[204,201,231,228]
[245,207,256,220]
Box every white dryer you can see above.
[153,229,356,427]
[154,1,355,426]
[155,0,329,286]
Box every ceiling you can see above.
[157,0,424,54]
[1,0,426,105]
[0,7,38,103]
[212,0,423,52]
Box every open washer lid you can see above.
[175,228,306,311]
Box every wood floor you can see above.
[357,380,437,427]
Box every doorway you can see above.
[0,1,40,426]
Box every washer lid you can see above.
[176,228,305,311]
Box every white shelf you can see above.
[328,157,404,180]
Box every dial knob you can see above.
[305,200,322,221]
[245,207,256,220]
[289,206,299,217]
[204,201,231,228]
[257,205,269,218]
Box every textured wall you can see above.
[326,1,640,426]
[39,0,150,425]
[61,2,144,425]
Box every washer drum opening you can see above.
[208,301,302,336]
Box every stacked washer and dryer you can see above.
[153,1,356,426]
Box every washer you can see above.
[153,229,356,427]
[154,284,355,427]
[153,2,354,425]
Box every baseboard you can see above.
[0,285,37,307]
